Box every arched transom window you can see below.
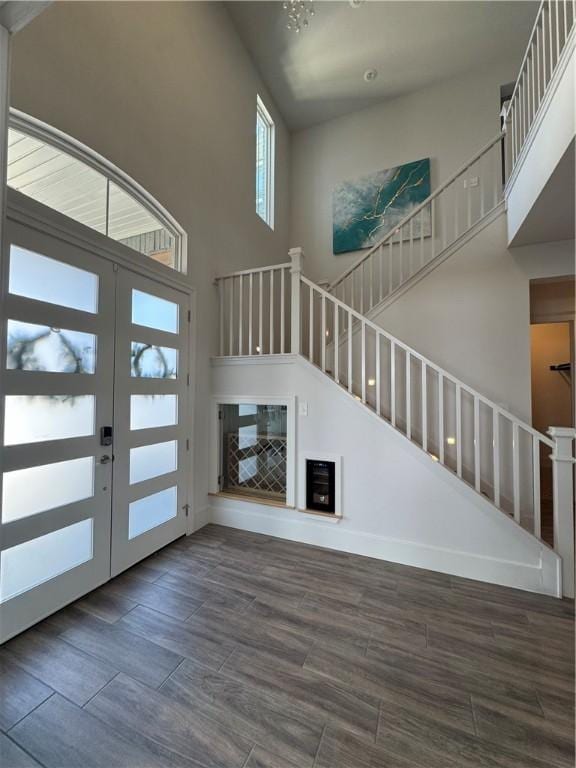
[7,110,186,272]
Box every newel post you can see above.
[289,247,304,354]
[548,426,576,599]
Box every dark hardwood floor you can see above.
[1,524,574,768]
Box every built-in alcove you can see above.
[211,395,296,507]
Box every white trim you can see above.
[210,394,296,507]
[256,95,275,230]
[6,188,190,293]
[298,450,342,518]
[8,108,188,275]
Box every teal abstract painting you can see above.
[333,158,431,254]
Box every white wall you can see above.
[210,355,561,596]
[8,1,292,525]
[290,55,522,283]
[371,213,575,423]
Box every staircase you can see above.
[215,240,575,598]
[214,3,576,597]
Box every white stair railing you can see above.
[328,134,504,316]
[504,0,575,175]
[298,268,575,596]
[216,262,292,356]
[215,251,575,596]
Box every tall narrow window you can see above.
[256,96,275,229]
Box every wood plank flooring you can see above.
[1,524,574,768]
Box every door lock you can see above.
[100,455,113,465]
[100,426,113,446]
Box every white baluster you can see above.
[493,409,501,507]
[347,311,353,394]
[361,320,366,403]
[321,294,327,372]
[474,396,481,492]
[370,253,374,310]
[533,435,541,539]
[334,301,339,384]
[219,279,224,356]
[280,265,285,353]
[406,352,411,439]
[229,277,234,356]
[421,363,428,452]
[456,384,462,477]
[259,271,263,355]
[238,274,244,355]
[309,286,314,363]
[438,373,444,463]
[248,272,253,355]
[375,333,381,416]
[512,422,521,523]
[289,247,303,355]
[391,341,396,427]
[379,245,384,303]
[548,426,576,598]
[269,269,274,354]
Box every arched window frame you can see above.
[8,108,188,274]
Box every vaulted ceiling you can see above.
[226,1,537,130]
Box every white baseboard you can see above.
[209,496,560,597]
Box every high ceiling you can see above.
[226,1,537,130]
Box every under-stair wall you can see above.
[210,354,562,596]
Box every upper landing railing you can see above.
[504,0,575,174]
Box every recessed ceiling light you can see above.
[364,68,378,83]
[349,0,364,7]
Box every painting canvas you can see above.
[333,158,431,254]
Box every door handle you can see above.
[99,455,113,465]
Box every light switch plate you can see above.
[299,401,308,416]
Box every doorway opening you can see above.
[530,277,575,546]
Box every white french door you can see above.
[0,194,191,643]
[111,268,189,575]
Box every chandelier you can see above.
[283,1,314,33]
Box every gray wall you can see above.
[9,1,292,522]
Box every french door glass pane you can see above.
[0,518,93,603]
[128,486,177,539]
[130,440,177,485]
[9,246,98,313]
[131,342,178,379]
[130,394,177,430]
[2,457,95,523]
[7,320,96,374]
[4,394,95,445]
[132,290,178,334]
